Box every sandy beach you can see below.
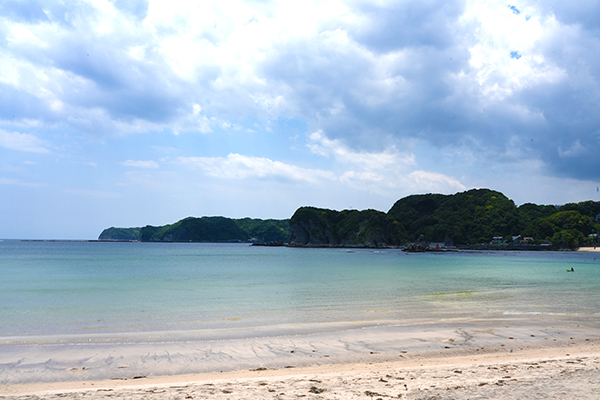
[2,345,600,399]
[577,247,600,252]
[2,324,600,399]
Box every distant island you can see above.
[99,188,600,250]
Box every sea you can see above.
[1,240,600,383]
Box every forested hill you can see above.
[99,217,289,243]
[99,188,600,248]
[288,189,600,248]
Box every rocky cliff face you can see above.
[288,217,334,246]
[288,206,404,247]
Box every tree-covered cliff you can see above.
[290,188,600,248]
[387,189,520,244]
[99,217,289,243]
[100,188,600,248]
[288,207,405,247]
[98,227,141,241]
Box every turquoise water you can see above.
[1,241,600,344]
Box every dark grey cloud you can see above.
[262,17,475,152]
[259,0,600,181]
[5,14,191,131]
[348,0,465,53]
[514,9,600,179]
[518,80,600,179]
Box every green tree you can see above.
[551,229,585,249]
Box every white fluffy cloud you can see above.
[0,129,49,153]
[174,130,465,196]
[177,154,336,183]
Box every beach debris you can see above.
[309,386,326,394]
[364,390,389,398]
[251,367,268,371]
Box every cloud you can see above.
[405,170,466,193]
[1,0,600,187]
[0,129,49,153]
[349,0,465,52]
[121,160,159,168]
[175,147,467,198]
[177,154,336,183]
[0,0,52,23]
[0,177,45,187]
[306,131,465,193]
[308,130,415,170]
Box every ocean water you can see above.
[2,241,599,344]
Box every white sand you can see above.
[577,246,600,252]
[2,344,600,399]
[3,317,598,384]
[2,323,600,399]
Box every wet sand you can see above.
[2,319,600,399]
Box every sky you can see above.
[1,0,600,239]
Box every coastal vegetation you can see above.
[289,189,600,248]
[287,207,404,247]
[99,188,600,248]
[98,227,141,241]
[99,217,289,243]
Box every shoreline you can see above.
[577,246,600,252]
[2,343,600,398]
[3,317,600,398]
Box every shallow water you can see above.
[2,241,599,342]
[0,240,600,384]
